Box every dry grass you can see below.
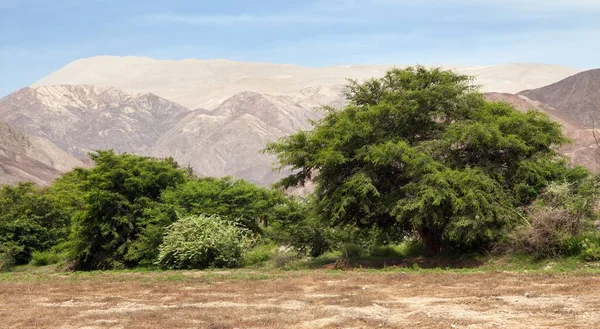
[1,270,600,328]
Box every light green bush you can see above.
[30,250,66,266]
[157,214,250,269]
[580,236,600,261]
[243,243,277,266]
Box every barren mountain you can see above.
[150,86,345,184]
[0,120,84,185]
[32,56,581,109]
[1,57,592,187]
[518,69,600,127]
[0,85,191,157]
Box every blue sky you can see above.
[1,0,599,96]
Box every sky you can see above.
[1,0,599,96]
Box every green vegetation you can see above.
[266,66,594,255]
[1,67,599,272]
[157,214,251,269]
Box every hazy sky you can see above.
[1,0,599,96]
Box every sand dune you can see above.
[33,56,582,109]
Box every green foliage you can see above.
[160,176,304,233]
[0,183,71,264]
[267,66,576,254]
[157,214,250,269]
[580,236,600,261]
[0,148,308,271]
[0,242,21,272]
[30,249,66,266]
[341,243,364,258]
[369,242,425,258]
[265,212,329,257]
[69,150,188,270]
[243,243,278,266]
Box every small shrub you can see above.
[0,244,22,272]
[265,218,331,258]
[506,207,583,257]
[157,214,250,269]
[580,237,600,261]
[341,243,364,258]
[0,253,14,272]
[30,250,64,266]
[273,252,301,268]
[243,243,277,266]
[368,241,425,258]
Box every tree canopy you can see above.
[266,66,581,254]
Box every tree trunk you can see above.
[418,226,442,256]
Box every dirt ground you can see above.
[1,270,600,328]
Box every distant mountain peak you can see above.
[518,68,600,127]
[0,85,192,157]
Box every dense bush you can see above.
[68,150,189,270]
[157,214,250,269]
[0,183,71,264]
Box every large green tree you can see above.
[266,66,579,254]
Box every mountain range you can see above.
[0,119,83,185]
[1,56,599,186]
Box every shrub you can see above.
[273,251,301,269]
[580,236,600,261]
[30,241,71,267]
[0,243,22,272]
[157,214,250,269]
[30,249,67,266]
[266,219,330,258]
[506,207,582,257]
[341,243,364,258]
[0,183,71,265]
[69,151,188,270]
[243,243,277,266]
[500,180,598,258]
[0,252,15,272]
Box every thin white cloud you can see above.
[145,12,360,26]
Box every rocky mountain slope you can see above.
[0,120,84,185]
[149,85,345,184]
[518,69,600,128]
[32,56,581,109]
[0,85,191,157]
[1,57,596,187]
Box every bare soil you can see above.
[1,270,599,328]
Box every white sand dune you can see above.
[32,56,582,109]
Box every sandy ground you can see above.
[1,270,599,328]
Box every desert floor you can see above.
[2,268,600,329]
